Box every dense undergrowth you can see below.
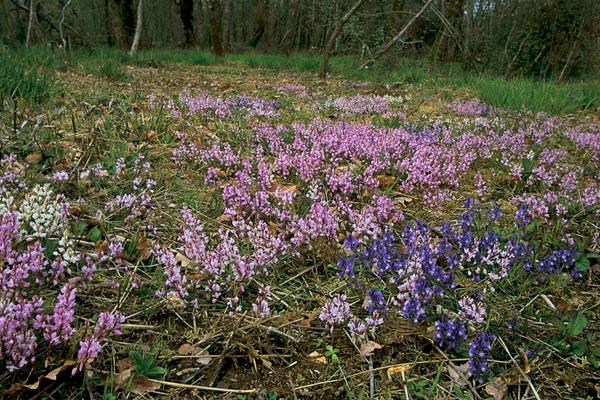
[0,47,599,399]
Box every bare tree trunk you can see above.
[388,0,403,40]
[319,0,365,78]
[129,0,143,55]
[249,0,266,47]
[359,0,434,68]
[435,0,465,62]
[208,0,223,55]
[280,0,300,55]
[26,0,37,47]
[171,0,186,46]
[59,0,72,56]
[222,0,231,51]
[111,0,135,49]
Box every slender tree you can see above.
[208,0,224,56]
[319,0,366,78]
[129,0,143,55]
[222,0,232,51]
[435,0,466,62]
[25,0,38,47]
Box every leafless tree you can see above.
[129,0,143,55]
[319,0,366,78]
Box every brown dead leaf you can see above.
[359,341,383,358]
[447,363,470,387]
[130,375,161,395]
[216,213,232,222]
[518,349,531,374]
[8,360,77,394]
[116,357,134,372]
[386,364,411,380]
[268,182,298,194]
[25,152,43,164]
[308,351,327,364]
[485,376,509,400]
[175,252,192,267]
[376,174,396,187]
[136,237,153,261]
[177,343,212,365]
[146,130,156,140]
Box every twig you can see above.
[295,358,470,390]
[497,336,542,400]
[147,378,256,393]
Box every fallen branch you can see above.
[359,0,434,69]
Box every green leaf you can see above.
[570,341,587,356]
[88,226,102,242]
[73,221,87,236]
[567,312,588,336]
[575,257,591,272]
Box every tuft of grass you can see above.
[90,60,128,81]
[0,46,59,103]
[463,75,600,114]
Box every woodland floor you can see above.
[1,60,599,400]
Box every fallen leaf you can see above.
[308,351,327,364]
[177,343,195,355]
[131,375,161,395]
[359,341,382,358]
[25,152,43,164]
[177,343,212,365]
[386,364,411,380]
[447,363,470,387]
[485,376,509,400]
[116,357,134,372]
[175,252,192,267]
[136,237,153,261]
[376,174,396,187]
[518,349,531,374]
[8,360,77,394]
[268,182,298,194]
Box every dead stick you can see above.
[148,379,256,394]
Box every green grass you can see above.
[2,45,599,114]
[463,75,600,114]
[0,46,59,103]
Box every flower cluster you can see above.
[0,160,125,373]
[175,90,280,120]
[323,200,581,381]
[449,100,492,116]
[75,311,125,373]
[468,332,496,381]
